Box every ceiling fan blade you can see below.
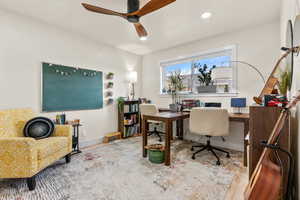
[132,0,176,17]
[134,23,148,38]
[82,3,128,18]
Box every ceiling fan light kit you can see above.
[82,0,176,39]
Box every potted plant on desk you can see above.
[168,71,185,112]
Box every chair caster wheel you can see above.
[192,155,196,160]
[226,154,230,158]
[191,147,194,151]
[216,160,221,165]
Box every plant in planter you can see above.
[107,82,114,89]
[195,63,216,93]
[117,97,125,111]
[278,68,292,97]
[106,91,113,97]
[106,98,114,105]
[106,72,114,80]
[167,71,185,111]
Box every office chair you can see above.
[189,107,230,165]
[140,104,164,142]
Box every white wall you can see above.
[0,10,142,145]
[141,22,280,151]
[281,0,300,198]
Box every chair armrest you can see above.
[0,137,38,178]
[52,125,72,152]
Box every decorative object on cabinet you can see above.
[118,100,140,138]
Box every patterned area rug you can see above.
[0,137,245,200]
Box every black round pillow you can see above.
[24,117,55,139]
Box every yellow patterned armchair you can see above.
[0,109,72,190]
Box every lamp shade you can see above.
[126,71,138,83]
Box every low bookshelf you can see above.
[118,100,141,138]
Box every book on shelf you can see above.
[123,114,138,125]
[124,105,130,113]
[124,124,139,138]
[124,104,139,113]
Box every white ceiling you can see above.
[0,0,280,55]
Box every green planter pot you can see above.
[148,149,165,164]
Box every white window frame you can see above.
[160,45,238,97]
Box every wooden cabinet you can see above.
[249,106,290,193]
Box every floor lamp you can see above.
[126,71,138,100]
[214,60,265,93]
[229,60,266,84]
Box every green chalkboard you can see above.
[42,63,103,112]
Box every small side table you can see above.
[71,124,82,155]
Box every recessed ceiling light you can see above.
[201,12,212,19]
[140,36,148,41]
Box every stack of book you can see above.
[124,124,139,138]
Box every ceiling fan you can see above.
[81,0,176,40]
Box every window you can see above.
[160,46,237,96]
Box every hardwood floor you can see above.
[225,167,248,200]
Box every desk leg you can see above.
[142,118,149,158]
[244,120,249,167]
[165,121,172,166]
[176,119,184,140]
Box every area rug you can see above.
[0,137,245,200]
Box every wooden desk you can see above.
[142,112,190,166]
[156,108,249,167]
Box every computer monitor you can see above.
[231,98,246,114]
